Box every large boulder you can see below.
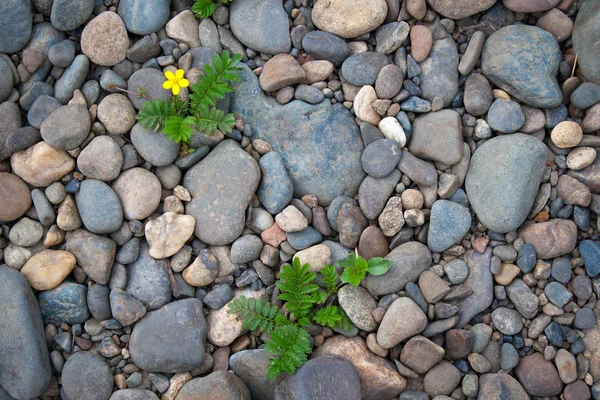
[573,0,600,85]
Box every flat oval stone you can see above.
[0,172,31,222]
[0,0,33,54]
[482,25,562,108]
[361,139,402,178]
[54,54,89,104]
[427,200,471,253]
[77,136,123,181]
[258,151,293,214]
[76,179,123,234]
[61,352,113,400]
[50,0,94,31]
[112,168,162,220]
[302,31,349,66]
[427,0,497,19]
[118,0,170,35]
[342,52,391,87]
[478,373,528,400]
[10,141,75,187]
[465,133,546,233]
[338,285,378,332]
[184,140,260,246]
[519,219,578,259]
[130,123,180,167]
[573,0,600,85]
[503,0,561,13]
[125,241,172,310]
[127,68,172,110]
[312,0,388,39]
[40,104,91,150]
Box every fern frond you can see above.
[320,264,339,296]
[136,99,174,131]
[194,105,236,135]
[227,296,283,333]
[313,306,348,329]
[276,257,320,321]
[192,0,216,18]
[265,325,312,379]
[163,116,195,144]
[189,50,243,111]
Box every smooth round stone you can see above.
[465,134,546,233]
[294,85,324,104]
[571,83,600,116]
[377,297,428,348]
[487,99,525,133]
[230,0,290,55]
[62,352,113,400]
[410,25,433,63]
[342,52,390,87]
[287,227,323,251]
[444,259,468,284]
[545,281,573,308]
[118,0,170,35]
[375,21,410,55]
[19,82,54,112]
[312,0,388,39]
[481,25,562,108]
[536,8,573,43]
[48,40,75,68]
[9,217,43,246]
[427,200,471,253]
[423,361,461,397]
[478,373,528,399]
[427,0,496,19]
[361,139,402,178]
[40,104,90,150]
[81,11,128,66]
[463,73,493,117]
[573,0,600,85]
[76,179,123,234]
[327,196,358,232]
[230,235,263,264]
[77,136,123,181]
[0,0,33,54]
[514,353,563,396]
[520,219,578,259]
[28,95,61,129]
[130,123,180,167]
[503,0,560,12]
[574,307,596,330]
[50,0,94,31]
[520,105,546,133]
[54,54,89,103]
[127,68,172,110]
[491,307,523,335]
[376,64,404,100]
[551,257,572,284]
[87,284,111,321]
[111,168,161,220]
[0,57,13,103]
[580,239,600,278]
[516,243,536,273]
[97,94,136,135]
[551,121,583,148]
[567,147,597,170]
[0,172,32,222]
[302,31,349,66]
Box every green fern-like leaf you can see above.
[265,325,312,379]
[313,306,349,329]
[163,115,195,144]
[192,0,216,17]
[227,296,283,333]
[195,105,236,135]
[136,99,174,131]
[320,264,339,296]
[190,50,242,112]
[277,258,320,321]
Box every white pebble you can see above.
[379,117,406,147]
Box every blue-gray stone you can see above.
[48,40,76,68]
[482,24,562,108]
[0,0,32,54]
[0,265,51,399]
[455,248,494,328]
[87,284,111,321]
[400,96,431,113]
[396,111,412,135]
[574,205,591,231]
[551,257,572,284]
[544,321,564,347]
[130,123,180,167]
[544,281,572,308]
[419,21,459,107]
[129,299,207,373]
[125,242,172,311]
[294,84,325,104]
[76,179,124,234]
[231,235,263,264]
[358,169,401,220]
[486,99,524,133]
[231,65,365,205]
[572,0,600,85]
[574,307,596,330]
[428,199,471,252]
[230,0,291,55]
[5,126,41,154]
[27,94,62,129]
[341,52,390,87]
[116,238,141,265]
[202,284,234,310]
[100,69,127,92]
[81,80,100,105]
[580,240,600,278]
[127,68,172,110]
[126,33,161,64]
[327,196,358,232]
[24,22,65,57]
[465,133,546,233]
[51,0,94,31]
[361,139,402,178]
[0,58,13,103]
[61,352,113,400]
[19,82,54,111]
[258,151,293,214]
[500,343,519,370]
[54,54,90,104]
[403,79,421,96]
[302,31,349,66]
[544,104,568,129]
[399,390,429,400]
[118,0,171,35]
[286,227,323,250]
[405,282,428,313]
[571,82,600,109]
[516,243,536,273]
[449,189,469,208]
[40,104,90,150]
[175,145,210,169]
[38,281,90,325]
[65,179,80,193]
[406,54,421,79]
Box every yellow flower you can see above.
[162,69,189,95]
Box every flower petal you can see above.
[164,70,175,81]
[163,80,174,89]
[172,84,180,95]
[175,69,185,80]
[179,78,190,88]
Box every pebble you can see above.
[410,25,433,63]
[127,68,172,110]
[491,307,523,335]
[458,31,486,76]
[165,10,200,48]
[551,121,583,148]
[520,219,578,259]
[61,352,113,400]
[342,52,390,87]
[301,31,349,66]
[75,179,123,234]
[400,336,445,374]
[259,54,306,92]
[182,249,219,287]
[376,64,404,99]
[130,123,180,167]
[409,110,463,165]
[77,136,123,181]
[80,12,128,67]
[571,82,600,109]
[125,242,172,310]
[537,8,574,43]
[567,147,597,170]
[146,212,195,259]
[118,0,170,35]
[423,361,461,397]
[514,352,564,396]
[50,0,94,32]
[312,0,388,39]
[97,94,136,135]
[38,281,90,324]
[478,373,528,399]
[361,139,402,178]
[487,99,525,133]
[444,259,468,284]
[464,73,493,116]
[40,104,90,150]
[112,168,162,220]
[427,200,471,252]
[376,22,410,55]
[377,297,428,349]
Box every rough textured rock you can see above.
[184,140,260,246]
[125,242,172,311]
[455,249,494,328]
[0,0,32,54]
[477,373,529,400]
[145,212,195,259]
[81,11,129,66]
[66,229,116,285]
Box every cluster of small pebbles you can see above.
[1,0,600,399]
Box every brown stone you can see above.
[519,219,578,259]
[358,226,388,260]
[423,361,461,397]
[418,270,451,303]
[514,353,563,396]
[377,297,428,349]
[312,336,406,400]
[556,175,591,206]
[261,222,286,247]
[536,8,574,42]
[0,172,31,222]
[563,380,592,400]
[410,25,433,63]
[336,202,368,249]
[20,250,76,291]
[111,168,161,220]
[182,250,219,287]
[445,329,474,360]
[259,54,306,92]
[10,142,75,187]
[400,336,445,374]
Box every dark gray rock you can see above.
[361,139,402,178]
[275,356,361,400]
[409,109,463,166]
[130,123,180,167]
[38,281,90,325]
[482,25,562,107]
[230,0,291,55]
[110,288,146,327]
[76,179,123,234]
[571,82,600,109]
[287,227,323,250]
[184,140,260,246]
[54,54,90,103]
[19,81,54,111]
[302,31,349,66]
[358,169,401,220]
[0,265,51,399]
[465,133,546,233]
[341,52,390,86]
[231,65,365,205]
[203,284,234,310]
[454,248,494,328]
[126,33,161,63]
[50,0,94,31]
[176,371,250,399]
[295,85,325,104]
[487,99,525,133]
[129,299,207,373]
[40,104,90,150]
[5,126,41,154]
[48,39,76,68]
[66,229,116,285]
[573,0,600,85]
[506,279,539,319]
[428,200,471,252]
[61,352,113,400]
[230,349,284,400]
[0,0,32,54]
[27,94,62,129]
[258,151,293,214]
[125,241,172,310]
[118,0,170,35]
[464,73,493,116]
[87,284,112,321]
[0,103,21,162]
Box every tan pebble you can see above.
[410,25,433,62]
[567,147,596,170]
[407,0,427,20]
[162,372,193,400]
[551,121,583,148]
[44,225,66,247]
[493,89,511,100]
[20,250,76,290]
[367,333,389,357]
[494,263,521,285]
[401,189,424,210]
[114,373,127,389]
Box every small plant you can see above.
[136,50,242,144]
[338,253,392,286]
[192,0,232,18]
[227,252,392,379]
